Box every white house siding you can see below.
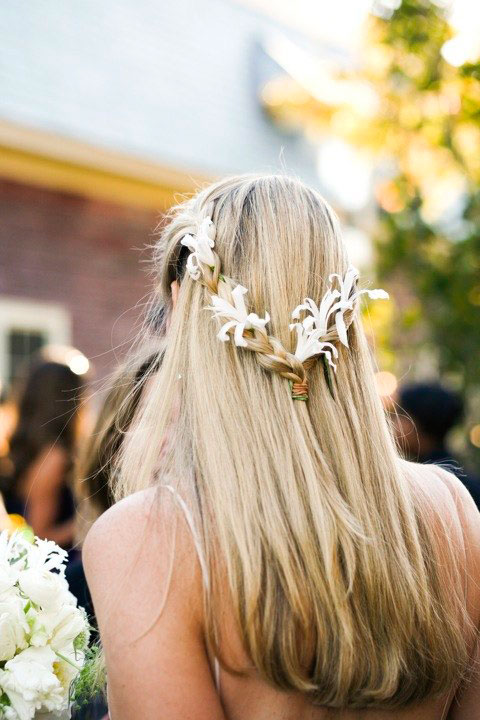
[0,0,320,184]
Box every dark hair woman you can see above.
[75,352,160,523]
[3,355,86,548]
[69,350,161,621]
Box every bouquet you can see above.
[0,530,91,720]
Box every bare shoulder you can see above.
[83,487,155,573]
[416,461,480,533]
[83,487,158,560]
[428,462,480,556]
[83,486,203,630]
[401,459,480,614]
[401,458,480,527]
[82,489,225,720]
[83,486,184,584]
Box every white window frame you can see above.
[0,297,71,387]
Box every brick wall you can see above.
[0,178,159,382]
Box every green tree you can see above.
[263,0,480,461]
[342,0,480,462]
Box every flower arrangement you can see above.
[0,530,90,720]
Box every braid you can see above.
[195,243,309,391]
[176,205,387,400]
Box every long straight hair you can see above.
[6,359,84,486]
[114,174,471,709]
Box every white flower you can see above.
[0,705,18,720]
[0,615,24,663]
[30,604,88,654]
[0,646,65,720]
[26,607,50,649]
[0,532,22,593]
[292,266,389,354]
[180,217,216,280]
[327,266,389,346]
[22,538,68,576]
[51,647,83,699]
[207,285,270,347]
[0,594,28,661]
[291,289,340,337]
[290,320,338,367]
[0,534,86,720]
[18,568,70,612]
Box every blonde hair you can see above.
[114,174,471,709]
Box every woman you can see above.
[84,175,480,719]
[69,352,161,617]
[75,351,161,532]
[4,355,85,547]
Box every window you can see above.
[0,297,71,394]
[7,329,47,385]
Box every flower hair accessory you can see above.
[291,267,389,365]
[180,215,388,401]
[289,268,388,399]
[207,285,270,347]
[180,217,216,280]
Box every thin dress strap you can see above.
[161,484,221,691]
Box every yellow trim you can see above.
[0,119,213,210]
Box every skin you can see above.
[18,444,75,546]
[83,457,480,720]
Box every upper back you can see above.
[84,461,480,720]
[217,461,480,720]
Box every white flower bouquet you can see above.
[0,530,91,720]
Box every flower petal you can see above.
[319,347,337,371]
[335,310,349,347]
[180,233,195,249]
[246,312,269,331]
[217,320,236,343]
[198,217,215,241]
[208,294,236,319]
[231,285,249,319]
[186,253,201,280]
[291,298,317,320]
[343,266,359,296]
[199,216,216,242]
[234,322,248,347]
[365,288,389,300]
[319,341,339,358]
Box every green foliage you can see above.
[357,0,480,462]
[70,641,106,710]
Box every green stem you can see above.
[55,651,82,671]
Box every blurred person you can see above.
[75,351,161,532]
[395,381,480,510]
[2,354,86,548]
[69,350,161,618]
[68,351,161,720]
[84,175,480,719]
[0,492,9,530]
